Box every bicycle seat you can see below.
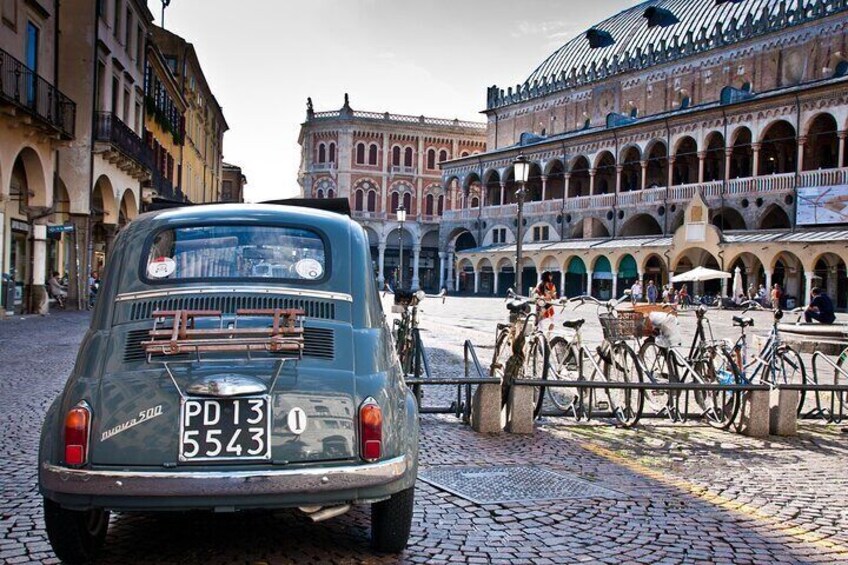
[496,323,510,331]
[732,316,754,328]
[506,300,530,314]
[562,318,586,330]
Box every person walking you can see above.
[534,271,558,331]
[679,286,689,309]
[646,280,658,304]
[805,287,836,324]
[631,279,643,304]
[770,283,782,310]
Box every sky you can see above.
[146,0,634,202]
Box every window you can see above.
[356,143,365,164]
[461,151,469,158]
[471,197,479,208]
[533,225,550,241]
[390,192,399,213]
[113,0,121,36]
[404,147,413,168]
[135,99,142,133]
[425,194,434,215]
[318,143,326,163]
[367,190,376,212]
[355,190,364,211]
[25,21,38,105]
[137,24,143,68]
[439,149,448,163]
[3,0,17,27]
[123,87,131,125]
[493,228,508,244]
[111,75,120,115]
[368,144,378,165]
[327,188,335,198]
[328,142,336,163]
[427,149,436,170]
[437,195,444,216]
[392,146,401,166]
[145,225,327,282]
[221,180,233,201]
[125,7,132,49]
[403,192,412,212]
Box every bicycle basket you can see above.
[598,311,645,341]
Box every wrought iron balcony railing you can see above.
[0,47,76,138]
[147,167,178,201]
[94,112,153,171]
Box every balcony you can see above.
[390,165,417,176]
[145,167,180,201]
[352,210,387,221]
[0,47,75,138]
[311,162,336,172]
[94,112,153,178]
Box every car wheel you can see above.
[44,497,110,564]
[371,486,414,553]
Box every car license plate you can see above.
[179,396,271,462]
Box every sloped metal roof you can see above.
[723,229,848,243]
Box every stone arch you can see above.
[727,251,765,297]
[710,207,746,231]
[729,126,753,179]
[619,213,662,237]
[703,131,725,182]
[545,158,565,200]
[811,252,848,310]
[594,151,616,195]
[563,255,588,297]
[758,120,797,175]
[119,189,138,225]
[480,169,499,207]
[448,228,477,252]
[758,204,791,229]
[643,253,668,286]
[570,217,610,239]
[673,246,722,295]
[568,155,591,197]
[525,162,544,202]
[92,175,119,226]
[673,136,698,185]
[770,250,805,303]
[644,140,668,188]
[803,112,838,170]
[12,146,51,208]
[620,145,642,192]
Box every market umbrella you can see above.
[670,266,733,283]
[732,266,744,302]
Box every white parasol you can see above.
[732,266,744,301]
[670,266,733,283]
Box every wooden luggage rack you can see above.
[141,308,305,358]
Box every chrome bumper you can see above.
[41,455,409,498]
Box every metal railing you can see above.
[94,112,153,171]
[0,47,75,138]
[147,167,178,201]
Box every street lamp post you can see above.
[397,204,406,289]
[513,154,530,295]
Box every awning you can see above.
[619,255,638,278]
[567,257,586,274]
[671,266,732,283]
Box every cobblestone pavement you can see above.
[1,302,847,564]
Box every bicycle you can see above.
[490,290,552,418]
[728,301,815,417]
[390,289,445,376]
[547,293,644,427]
[638,305,741,428]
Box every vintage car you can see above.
[39,203,419,563]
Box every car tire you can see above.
[371,486,414,553]
[43,497,110,565]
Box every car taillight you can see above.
[359,398,382,462]
[64,403,91,466]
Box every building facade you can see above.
[298,95,486,291]
[221,162,247,202]
[152,27,228,206]
[0,0,75,313]
[440,0,848,310]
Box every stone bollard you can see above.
[506,384,535,434]
[770,389,799,436]
[471,383,502,434]
[741,389,771,438]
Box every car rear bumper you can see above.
[41,455,409,500]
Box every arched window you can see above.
[471,196,479,208]
[425,194,434,215]
[392,146,401,166]
[318,143,326,163]
[328,142,336,163]
[367,190,376,212]
[404,147,413,167]
[461,151,469,157]
[427,149,436,170]
[316,189,324,199]
[327,188,335,198]
[437,195,444,215]
[438,149,448,163]
[403,191,412,212]
[390,192,399,213]
[368,144,378,165]
[355,190,364,210]
[356,143,365,164]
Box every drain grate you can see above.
[418,465,621,504]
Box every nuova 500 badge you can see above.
[148,256,176,279]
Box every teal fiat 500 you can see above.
[38,203,419,563]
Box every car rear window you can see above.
[144,225,327,282]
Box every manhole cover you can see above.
[418,465,621,504]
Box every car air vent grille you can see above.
[123,327,336,362]
[128,296,335,321]
[303,327,335,360]
[123,329,151,363]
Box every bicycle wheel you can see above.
[693,345,741,429]
[638,338,677,419]
[548,336,586,418]
[525,333,549,418]
[491,329,512,407]
[833,347,848,424]
[603,341,644,427]
[768,347,812,416]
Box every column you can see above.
[499,182,505,205]
[838,131,846,168]
[564,173,571,201]
[473,269,480,294]
[411,244,421,290]
[67,214,89,310]
[667,157,675,187]
[586,270,593,296]
[438,252,446,290]
[31,224,48,315]
[721,278,728,299]
[455,266,460,292]
[611,271,618,299]
[764,270,773,306]
[697,151,706,183]
[589,169,596,195]
[540,175,547,201]
[796,136,806,173]
[377,242,386,286]
[804,270,816,306]
[752,143,761,177]
[447,251,455,291]
[615,165,623,193]
[725,148,733,182]
[640,161,648,190]
[493,269,500,296]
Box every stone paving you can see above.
[0,300,847,564]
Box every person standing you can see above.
[679,286,689,309]
[631,279,643,304]
[770,283,782,310]
[534,271,558,331]
[805,287,836,324]
[646,280,658,304]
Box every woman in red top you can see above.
[534,271,558,329]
